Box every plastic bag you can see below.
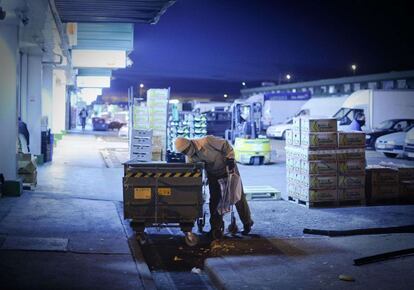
[217,173,242,215]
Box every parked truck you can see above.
[246,91,311,130]
[266,95,348,139]
[334,90,414,131]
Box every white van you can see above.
[266,95,348,139]
[334,90,414,131]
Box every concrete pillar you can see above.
[52,69,67,134]
[26,55,43,155]
[19,53,28,121]
[0,24,19,180]
[42,64,54,129]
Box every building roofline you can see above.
[241,70,414,95]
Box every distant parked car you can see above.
[375,124,414,158]
[266,118,293,139]
[404,126,414,159]
[108,121,124,131]
[365,119,414,149]
[92,117,108,131]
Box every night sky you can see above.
[108,0,414,100]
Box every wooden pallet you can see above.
[366,198,400,206]
[22,183,36,191]
[244,186,281,201]
[288,196,365,208]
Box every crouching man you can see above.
[175,136,254,239]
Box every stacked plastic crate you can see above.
[286,116,366,207]
[147,89,169,161]
[130,129,153,162]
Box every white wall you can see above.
[0,24,19,180]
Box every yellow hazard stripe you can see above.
[127,171,201,178]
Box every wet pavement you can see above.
[1,131,414,290]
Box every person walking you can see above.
[175,136,254,240]
[79,108,88,131]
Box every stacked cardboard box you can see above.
[365,165,399,203]
[379,164,414,201]
[286,116,366,206]
[17,153,37,186]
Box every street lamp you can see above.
[242,82,246,87]
[139,83,144,88]
[286,74,291,81]
[224,94,228,98]
[351,64,357,75]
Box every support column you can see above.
[26,55,43,156]
[52,69,67,134]
[42,64,54,130]
[0,24,19,180]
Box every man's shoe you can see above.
[209,228,224,240]
[241,221,254,235]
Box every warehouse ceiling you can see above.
[52,0,176,24]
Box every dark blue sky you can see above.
[110,0,414,99]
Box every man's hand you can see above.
[226,158,236,173]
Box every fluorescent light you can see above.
[76,76,111,88]
[169,99,179,104]
[72,49,126,68]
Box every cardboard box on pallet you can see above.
[292,117,301,131]
[338,132,366,148]
[301,160,337,175]
[338,187,365,201]
[297,186,338,202]
[301,132,338,149]
[286,146,337,161]
[19,171,37,184]
[336,148,365,160]
[300,117,337,133]
[337,159,366,175]
[400,180,414,198]
[365,166,399,201]
[365,165,399,184]
[285,130,293,146]
[292,129,301,146]
[302,174,337,189]
[338,175,365,189]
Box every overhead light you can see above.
[224,94,228,98]
[76,76,111,88]
[169,99,179,104]
[242,82,246,86]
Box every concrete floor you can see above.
[2,131,414,290]
[0,132,145,290]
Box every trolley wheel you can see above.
[135,232,147,244]
[184,232,199,247]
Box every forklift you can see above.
[225,101,274,165]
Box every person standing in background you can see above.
[79,108,88,131]
[18,117,30,153]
